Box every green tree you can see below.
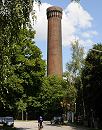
[66,40,84,78]
[16,95,27,120]
[34,75,77,119]
[11,28,46,118]
[0,0,42,115]
[37,76,64,119]
[0,28,46,117]
[82,44,102,126]
[64,40,85,115]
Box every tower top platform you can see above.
[47,6,63,12]
[47,6,63,19]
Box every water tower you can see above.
[46,6,63,77]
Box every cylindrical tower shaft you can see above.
[47,6,63,77]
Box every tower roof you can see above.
[47,6,63,13]
[47,6,63,19]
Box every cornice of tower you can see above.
[47,6,63,19]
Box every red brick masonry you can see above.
[47,6,63,77]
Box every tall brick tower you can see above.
[47,6,63,77]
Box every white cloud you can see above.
[64,2,93,28]
[82,31,98,38]
[31,3,51,41]
[31,2,97,47]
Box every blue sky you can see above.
[32,0,102,72]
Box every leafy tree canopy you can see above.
[82,43,102,120]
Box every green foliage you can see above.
[0,12,45,113]
[11,28,46,114]
[64,40,85,114]
[33,75,77,119]
[16,99,27,112]
[37,76,64,117]
[0,0,41,111]
[66,40,84,78]
[82,44,102,121]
